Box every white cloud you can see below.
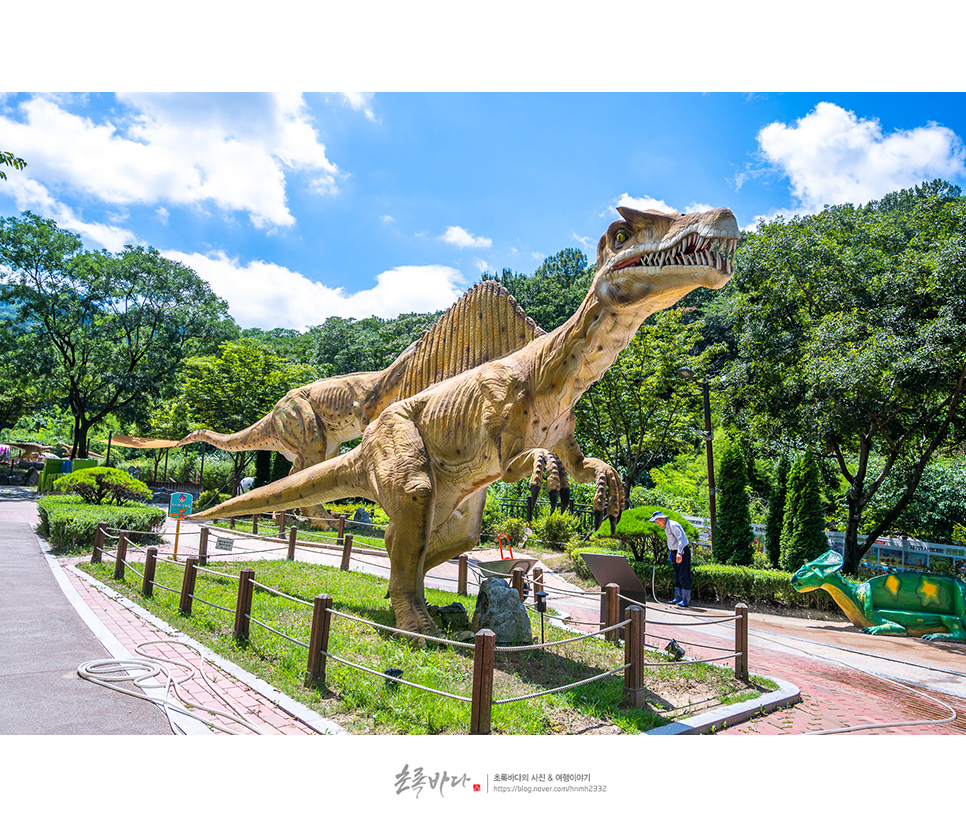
[0,93,341,230]
[752,102,966,213]
[341,93,378,122]
[442,225,492,248]
[167,250,467,330]
[613,194,718,216]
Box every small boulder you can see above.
[430,601,471,633]
[471,578,533,645]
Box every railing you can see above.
[89,520,751,735]
[684,516,966,573]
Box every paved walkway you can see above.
[4,484,965,735]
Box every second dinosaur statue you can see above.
[191,204,740,636]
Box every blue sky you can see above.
[2,91,964,331]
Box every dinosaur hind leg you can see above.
[371,416,441,638]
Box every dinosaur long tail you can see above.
[189,447,371,521]
[177,414,278,453]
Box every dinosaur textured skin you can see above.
[191,205,740,636]
[178,281,572,525]
[792,551,966,641]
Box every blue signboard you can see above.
[168,492,194,519]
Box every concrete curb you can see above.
[646,676,801,735]
[60,559,349,736]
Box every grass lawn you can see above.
[76,556,775,735]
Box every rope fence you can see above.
[86,519,751,734]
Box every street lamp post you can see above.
[677,368,716,543]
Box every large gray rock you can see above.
[471,578,533,645]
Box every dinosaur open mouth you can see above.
[615,233,737,275]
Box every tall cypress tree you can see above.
[780,448,828,572]
[269,452,292,483]
[765,456,790,569]
[714,435,755,565]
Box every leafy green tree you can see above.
[714,434,755,565]
[171,338,316,492]
[0,151,26,181]
[488,248,594,331]
[765,456,790,568]
[54,466,153,505]
[723,183,966,573]
[780,448,828,572]
[312,311,438,375]
[574,309,717,501]
[0,212,237,458]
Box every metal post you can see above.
[305,594,333,687]
[735,603,749,681]
[142,546,158,597]
[287,524,298,561]
[470,629,496,734]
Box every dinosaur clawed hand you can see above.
[588,459,624,535]
[527,451,570,521]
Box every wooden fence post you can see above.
[604,583,619,643]
[533,567,544,599]
[198,525,209,567]
[92,522,106,564]
[623,605,646,707]
[179,556,199,616]
[229,516,235,530]
[470,629,496,735]
[142,546,158,597]
[511,566,525,602]
[113,534,128,580]
[234,568,255,642]
[337,514,346,546]
[278,510,287,538]
[340,534,353,571]
[458,553,468,596]
[287,524,298,560]
[251,514,258,535]
[735,602,749,681]
[305,594,333,688]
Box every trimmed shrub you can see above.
[37,495,166,550]
[54,466,153,505]
[493,516,529,547]
[598,505,697,562]
[714,435,755,565]
[765,456,790,569]
[780,448,828,573]
[534,509,581,550]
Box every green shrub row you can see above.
[37,495,166,550]
[567,545,836,612]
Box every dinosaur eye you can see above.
[615,231,628,245]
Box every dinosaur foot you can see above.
[922,631,966,642]
[390,592,443,641]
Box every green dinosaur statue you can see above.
[791,550,966,641]
[191,205,739,635]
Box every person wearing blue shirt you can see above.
[650,511,692,607]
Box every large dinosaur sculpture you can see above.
[177,281,573,525]
[191,205,740,635]
[792,550,966,641]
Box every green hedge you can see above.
[568,545,836,612]
[37,495,166,550]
